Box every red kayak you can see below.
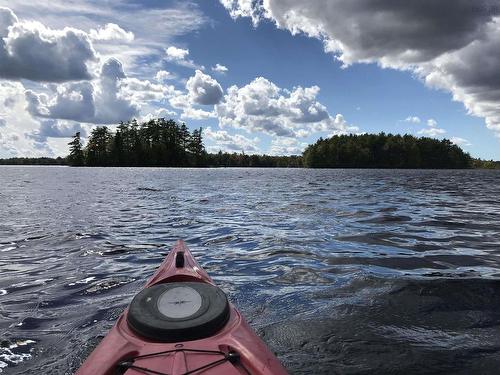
[76,240,288,374]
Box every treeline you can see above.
[3,121,496,169]
[206,152,302,167]
[0,157,66,165]
[303,133,473,168]
[67,118,302,168]
[68,119,205,167]
[472,159,500,169]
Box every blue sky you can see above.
[0,0,499,159]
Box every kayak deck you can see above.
[76,240,288,375]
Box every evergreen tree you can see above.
[85,127,111,166]
[189,127,205,166]
[68,132,85,166]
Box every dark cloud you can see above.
[0,7,96,82]
[224,0,499,63]
[25,82,95,123]
[186,70,224,105]
[26,119,87,144]
[26,58,139,124]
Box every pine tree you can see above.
[85,127,111,166]
[68,132,84,166]
[189,127,205,166]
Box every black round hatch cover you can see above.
[127,282,230,342]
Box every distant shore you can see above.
[1,156,499,169]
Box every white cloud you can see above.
[269,137,308,155]
[155,70,173,82]
[186,70,224,105]
[220,1,500,137]
[450,136,472,147]
[121,77,179,104]
[204,126,259,153]
[427,118,438,127]
[169,94,190,109]
[0,81,66,156]
[215,76,357,137]
[139,108,178,123]
[0,131,21,156]
[166,46,189,60]
[328,114,358,136]
[180,107,216,120]
[0,7,96,82]
[417,117,445,137]
[418,127,446,137]
[220,0,264,26]
[212,63,228,73]
[89,23,134,42]
[164,46,203,70]
[404,116,421,124]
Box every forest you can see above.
[67,118,300,167]
[302,133,473,168]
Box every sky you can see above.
[0,0,499,159]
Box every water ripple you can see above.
[0,167,499,374]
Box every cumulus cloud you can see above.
[404,116,421,124]
[26,58,140,124]
[450,137,472,147]
[26,119,87,144]
[0,131,20,156]
[165,46,202,69]
[140,108,178,123]
[418,127,446,137]
[25,82,94,122]
[89,23,134,42]
[0,7,96,82]
[168,70,223,120]
[418,118,446,137]
[220,1,500,137]
[0,80,65,156]
[269,137,308,155]
[427,118,438,127]
[180,107,216,120]
[166,46,189,59]
[169,94,190,110]
[215,77,357,137]
[121,77,179,104]
[204,126,259,153]
[212,64,228,73]
[186,70,224,105]
[155,70,173,82]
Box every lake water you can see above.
[1,167,500,374]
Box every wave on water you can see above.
[0,167,499,374]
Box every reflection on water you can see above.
[0,167,499,374]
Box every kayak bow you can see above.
[76,240,288,375]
